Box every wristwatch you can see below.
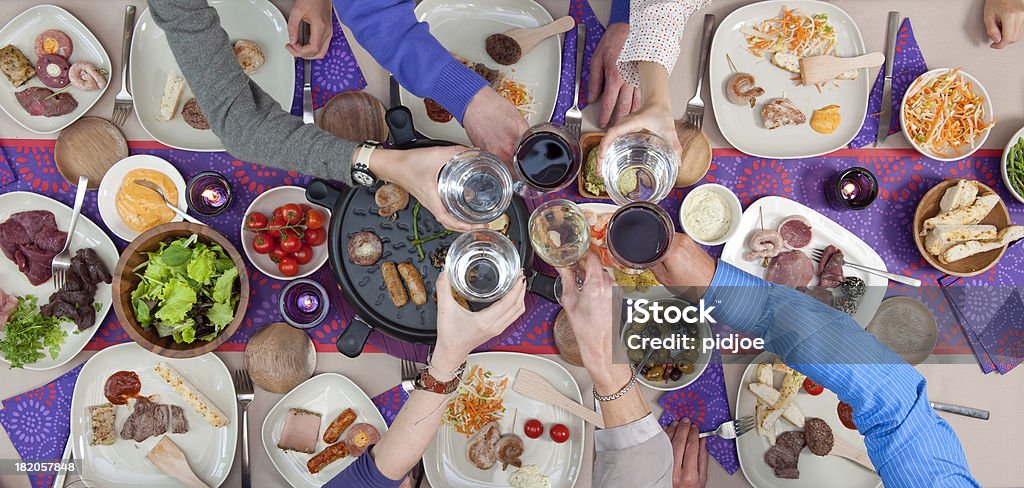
[352,140,382,187]
[414,362,466,395]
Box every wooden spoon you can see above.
[799,53,884,86]
[486,16,576,65]
[829,438,876,472]
[147,436,210,488]
[513,368,605,428]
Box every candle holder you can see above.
[826,167,878,210]
[186,171,233,216]
[279,279,331,329]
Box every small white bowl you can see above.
[1000,125,1024,204]
[621,301,713,392]
[900,68,993,162]
[240,186,331,280]
[679,183,742,247]
[96,155,187,242]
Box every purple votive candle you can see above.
[279,279,331,329]
[186,171,233,216]
[826,167,878,210]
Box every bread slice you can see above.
[153,362,230,428]
[88,403,117,446]
[922,194,1000,233]
[925,224,997,255]
[939,225,1024,263]
[939,180,979,213]
[156,72,186,122]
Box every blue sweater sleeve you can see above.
[333,0,488,122]
[703,262,979,488]
[609,0,631,24]
[323,446,403,487]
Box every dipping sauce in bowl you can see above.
[116,168,178,233]
[680,184,742,246]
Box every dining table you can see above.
[1,0,1023,487]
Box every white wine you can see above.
[528,199,590,268]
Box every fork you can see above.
[683,14,716,131]
[52,176,88,290]
[809,248,922,287]
[112,5,136,127]
[699,415,755,439]
[233,369,255,488]
[562,22,585,140]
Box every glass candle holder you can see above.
[826,167,878,210]
[278,279,330,329]
[601,131,679,205]
[438,150,513,224]
[445,229,521,303]
[186,171,233,216]
[511,122,582,197]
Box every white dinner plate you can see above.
[130,1,294,151]
[0,192,116,370]
[0,5,112,134]
[719,196,887,327]
[400,0,561,145]
[709,1,869,158]
[240,186,331,280]
[96,154,187,242]
[261,373,388,488]
[736,352,881,488]
[423,352,585,488]
[69,342,238,488]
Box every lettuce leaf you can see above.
[206,302,235,328]
[212,267,239,304]
[187,247,216,285]
[154,279,197,324]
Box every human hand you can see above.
[650,233,717,302]
[369,146,476,232]
[432,271,527,371]
[665,418,708,488]
[597,103,682,171]
[286,0,333,59]
[464,88,530,163]
[985,0,1024,48]
[588,23,641,128]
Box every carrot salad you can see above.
[742,6,837,58]
[443,364,507,436]
[902,69,995,158]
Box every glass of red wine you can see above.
[605,202,675,274]
[512,122,582,197]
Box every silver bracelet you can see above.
[593,373,638,403]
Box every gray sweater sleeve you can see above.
[147,0,356,186]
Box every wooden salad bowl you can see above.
[112,222,250,358]
[913,179,1010,278]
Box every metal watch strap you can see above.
[593,373,638,402]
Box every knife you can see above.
[875,11,900,147]
[300,22,314,125]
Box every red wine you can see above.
[515,132,576,189]
[608,205,670,265]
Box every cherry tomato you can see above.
[269,247,288,264]
[292,245,314,265]
[278,256,299,277]
[305,209,325,229]
[837,402,857,430]
[803,377,824,396]
[245,212,268,232]
[272,206,285,221]
[282,203,303,225]
[305,227,327,246]
[268,217,288,238]
[252,232,274,254]
[523,419,544,439]
[279,231,303,253]
[299,203,313,212]
[549,424,569,443]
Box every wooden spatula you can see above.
[799,53,885,85]
[147,436,210,488]
[488,16,576,65]
[513,368,605,429]
[829,438,876,472]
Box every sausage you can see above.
[381,262,409,307]
[397,262,427,305]
[323,408,357,444]
[306,442,350,474]
[726,72,764,106]
[374,183,409,218]
[68,62,107,91]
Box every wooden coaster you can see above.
[675,120,712,187]
[244,322,317,393]
[553,309,584,367]
[317,91,389,143]
[867,297,937,365]
[54,117,128,190]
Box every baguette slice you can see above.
[156,72,186,121]
[922,194,1000,233]
[925,224,997,255]
[88,403,117,446]
[939,226,1024,264]
[154,362,230,428]
[939,180,979,213]
[748,382,805,428]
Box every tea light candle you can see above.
[278,279,331,329]
[186,171,233,216]
[826,167,878,210]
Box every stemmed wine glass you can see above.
[601,131,679,205]
[528,199,590,294]
[512,122,582,197]
[605,202,675,275]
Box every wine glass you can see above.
[605,202,675,274]
[601,131,679,205]
[512,122,582,198]
[528,199,590,292]
[437,150,513,224]
[445,229,521,303]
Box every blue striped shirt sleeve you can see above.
[704,262,979,488]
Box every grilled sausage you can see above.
[381,262,409,307]
[397,262,427,305]
[307,442,350,474]
[323,408,357,444]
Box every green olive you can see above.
[627,348,644,363]
[645,366,665,381]
[678,363,695,374]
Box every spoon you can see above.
[799,53,885,86]
[486,16,575,65]
[147,436,209,488]
[133,179,203,224]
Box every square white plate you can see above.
[0,5,111,134]
[70,342,238,487]
[709,1,869,158]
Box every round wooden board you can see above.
[553,309,584,367]
[317,91,389,143]
[912,179,1010,277]
[54,117,128,190]
[867,297,937,365]
[675,120,712,187]
[244,322,316,393]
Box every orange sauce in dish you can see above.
[116,169,178,233]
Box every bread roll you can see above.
[925,224,996,255]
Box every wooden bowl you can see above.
[913,179,1010,277]
[113,222,250,358]
[577,132,611,200]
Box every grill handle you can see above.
[337,317,373,358]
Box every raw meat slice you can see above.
[778,216,812,249]
[816,245,845,288]
[765,251,814,287]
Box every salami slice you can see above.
[34,30,73,58]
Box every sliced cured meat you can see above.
[466,421,501,470]
[35,54,71,89]
[69,62,107,91]
[777,216,812,249]
[35,30,73,58]
[119,397,189,442]
[761,98,806,130]
[495,434,525,468]
[764,430,805,479]
[816,245,845,288]
[743,229,784,261]
[16,86,78,117]
[765,251,814,287]
[344,423,381,456]
[804,417,834,456]
[726,72,764,106]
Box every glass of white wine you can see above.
[528,199,590,293]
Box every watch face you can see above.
[353,172,374,186]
